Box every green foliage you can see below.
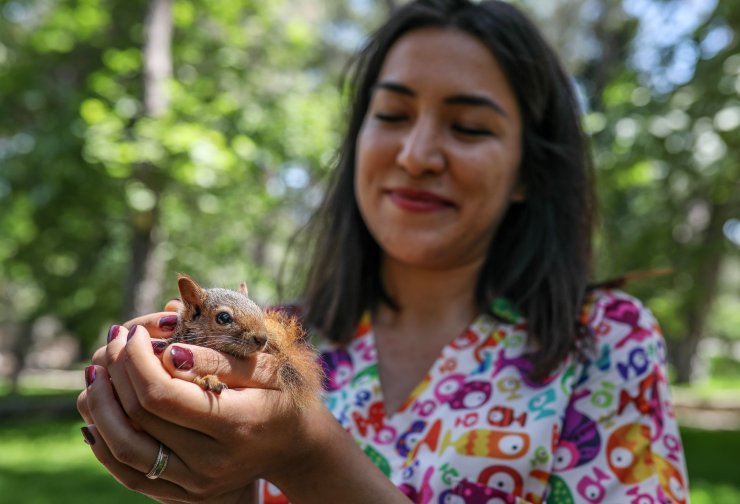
[584,2,740,373]
[0,0,737,382]
[0,0,344,355]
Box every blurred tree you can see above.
[0,0,345,386]
[570,0,740,382]
[519,0,740,382]
[0,0,127,391]
[0,0,737,389]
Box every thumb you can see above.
[163,298,183,312]
[162,343,280,391]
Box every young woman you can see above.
[78,1,689,503]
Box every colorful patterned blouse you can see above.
[261,289,689,503]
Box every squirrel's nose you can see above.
[253,333,268,349]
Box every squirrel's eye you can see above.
[216,312,233,325]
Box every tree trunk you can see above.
[122,0,172,321]
[7,321,32,395]
[577,4,635,112]
[671,201,732,383]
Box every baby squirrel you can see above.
[170,274,323,408]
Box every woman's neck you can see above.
[375,256,483,330]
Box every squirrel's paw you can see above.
[193,374,229,394]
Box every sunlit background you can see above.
[1,0,739,502]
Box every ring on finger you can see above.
[146,443,170,480]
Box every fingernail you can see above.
[151,340,168,355]
[84,365,96,387]
[81,425,96,445]
[127,325,138,341]
[158,315,178,331]
[170,346,194,370]
[107,325,120,343]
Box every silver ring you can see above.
[145,443,170,480]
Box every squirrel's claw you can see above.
[194,375,229,394]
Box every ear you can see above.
[178,274,204,307]
[238,281,249,297]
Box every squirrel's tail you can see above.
[264,311,324,409]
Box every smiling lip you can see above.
[386,188,454,212]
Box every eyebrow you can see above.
[372,81,509,118]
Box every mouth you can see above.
[385,188,455,212]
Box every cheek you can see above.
[462,149,520,206]
[355,126,393,217]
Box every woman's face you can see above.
[355,28,523,271]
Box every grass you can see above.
[681,426,740,504]
[673,374,740,403]
[0,416,151,504]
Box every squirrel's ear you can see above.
[178,274,204,307]
[238,281,249,297]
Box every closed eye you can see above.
[375,113,405,123]
[453,124,493,136]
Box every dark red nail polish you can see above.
[158,315,178,331]
[171,346,194,370]
[84,365,96,387]
[151,340,168,355]
[81,425,96,445]
[127,325,138,341]
[107,325,120,343]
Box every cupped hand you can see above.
[77,322,328,503]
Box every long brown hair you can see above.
[299,0,596,379]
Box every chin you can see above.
[388,249,470,271]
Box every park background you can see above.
[0,0,738,502]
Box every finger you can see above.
[103,328,251,492]
[123,327,277,432]
[90,331,168,369]
[163,298,183,312]
[77,388,92,424]
[162,343,280,390]
[123,312,180,339]
[84,366,193,486]
[105,325,192,433]
[118,325,229,427]
[79,423,191,502]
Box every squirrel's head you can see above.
[176,274,269,355]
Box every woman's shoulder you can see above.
[579,288,663,354]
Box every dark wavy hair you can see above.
[298,0,596,379]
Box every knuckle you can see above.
[118,472,144,491]
[189,478,223,500]
[91,347,107,365]
[183,463,222,493]
[122,396,149,424]
[76,391,89,417]
[108,440,138,466]
[137,383,171,413]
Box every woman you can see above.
[78,1,689,503]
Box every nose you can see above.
[252,333,268,350]
[396,117,445,176]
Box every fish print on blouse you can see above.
[261,290,688,504]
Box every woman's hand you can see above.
[77,312,410,504]
[77,314,316,502]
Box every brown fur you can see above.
[171,274,323,408]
